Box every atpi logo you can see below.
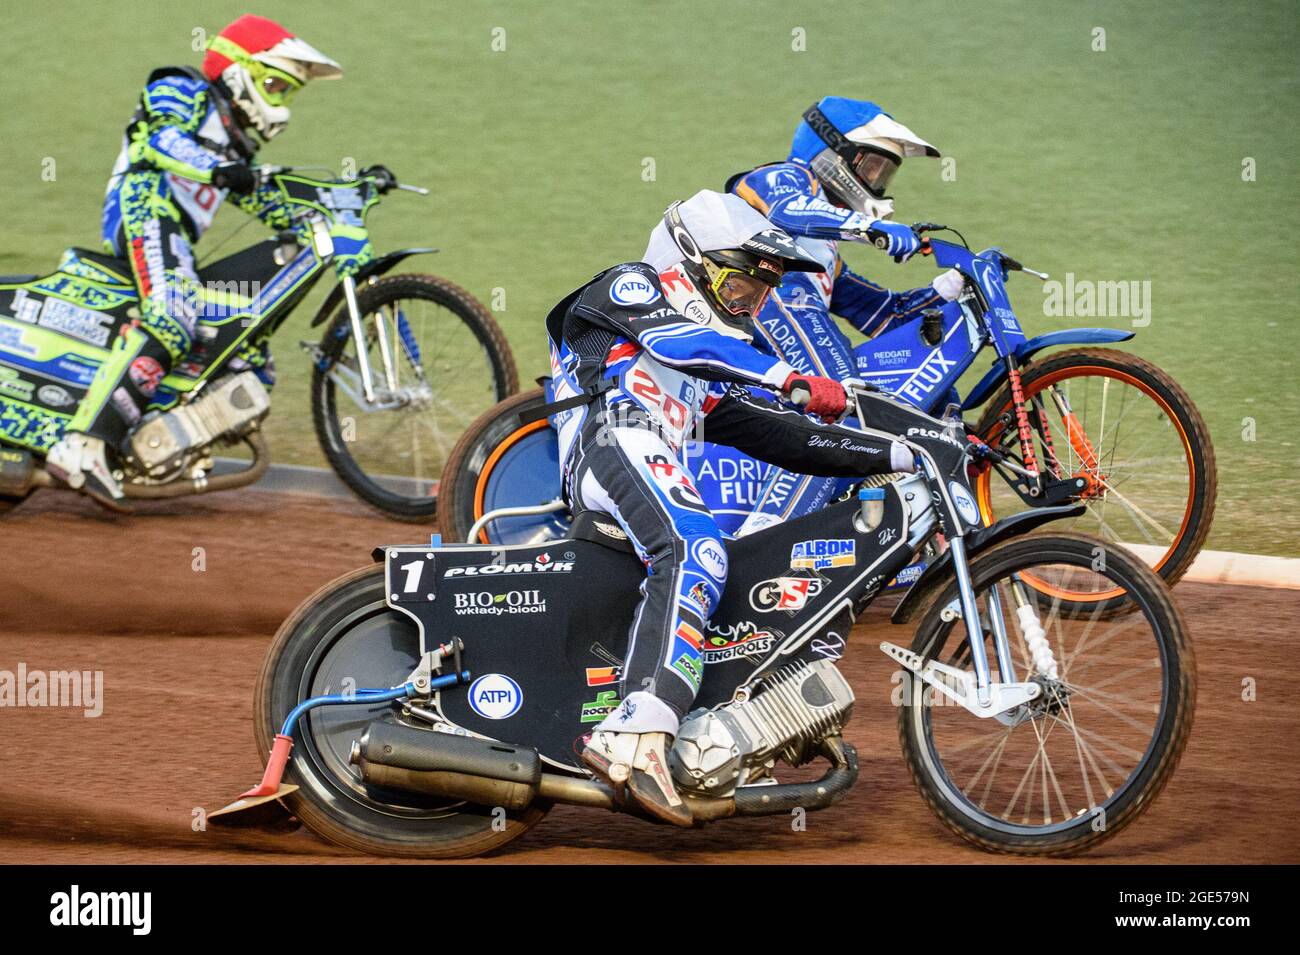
[692,538,728,582]
[790,539,856,570]
[468,673,523,720]
[947,480,980,526]
[609,271,660,306]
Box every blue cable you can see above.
[278,671,469,737]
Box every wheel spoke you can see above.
[1062,684,1160,736]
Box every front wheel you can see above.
[973,348,1215,617]
[253,566,548,858]
[898,533,1195,855]
[311,274,518,522]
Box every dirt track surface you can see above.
[2,489,1296,864]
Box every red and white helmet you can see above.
[202,15,342,141]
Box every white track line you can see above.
[1122,544,1300,591]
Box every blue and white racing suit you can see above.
[726,161,944,531]
[547,262,899,718]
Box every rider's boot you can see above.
[45,432,130,513]
[582,691,692,827]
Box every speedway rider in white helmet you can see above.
[544,190,915,824]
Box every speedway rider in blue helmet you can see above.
[724,96,965,533]
[546,190,916,824]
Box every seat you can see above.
[570,510,637,555]
[66,247,134,284]
[0,275,38,285]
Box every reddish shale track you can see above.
[1,490,1296,864]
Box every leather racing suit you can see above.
[72,67,294,449]
[547,261,901,719]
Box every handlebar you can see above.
[253,163,428,196]
[903,222,1049,280]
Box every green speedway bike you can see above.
[0,165,516,519]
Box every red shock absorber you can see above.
[1006,367,1040,476]
[1033,395,1063,479]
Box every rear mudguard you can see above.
[960,328,1136,411]
[889,503,1085,624]
[308,247,439,327]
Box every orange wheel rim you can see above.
[472,419,550,544]
[974,365,1196,603]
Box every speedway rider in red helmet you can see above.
[46,15,341,508]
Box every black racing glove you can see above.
[211,161,257,195]
[360,164,398,193]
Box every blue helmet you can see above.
[789,97,939,219]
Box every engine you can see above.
[669,658,855,797]
[127,371,271,476]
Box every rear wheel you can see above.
[898,533,1195,855]
[437,388,570,544]
[254,566,548,858]
[973,348,1215,617]
[311,274,517,522]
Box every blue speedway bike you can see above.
[212,384,1195,858]
[437,226,1214,616]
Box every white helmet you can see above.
[643,190,824,341]
[203,15,342,141]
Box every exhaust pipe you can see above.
[121,432,270,498]
[0,447,47,497]
[18,432,271,501]
[352,721,546,811]
[352,721,860,824]
[733,737,858,816]
[352,721,860,820]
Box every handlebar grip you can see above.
[788,385,811,407]
[920,238,932,256]
[866,230,890,252]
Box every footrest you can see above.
[880,642,1040,718]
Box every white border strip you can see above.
[1124,544,1300,591]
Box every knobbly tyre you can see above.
[211,384,1195,858]
[0,164,516,519]
[438,226,1214,615]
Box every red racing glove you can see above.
[783,373,847,423]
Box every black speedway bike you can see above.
[0,164,515,519]
[213,385,1195,858]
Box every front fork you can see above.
[333,274,424,408]
[1003,356,1104,493]
[919,452,1057,712]
[946,534,1059,707]
[340,275,378,404]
